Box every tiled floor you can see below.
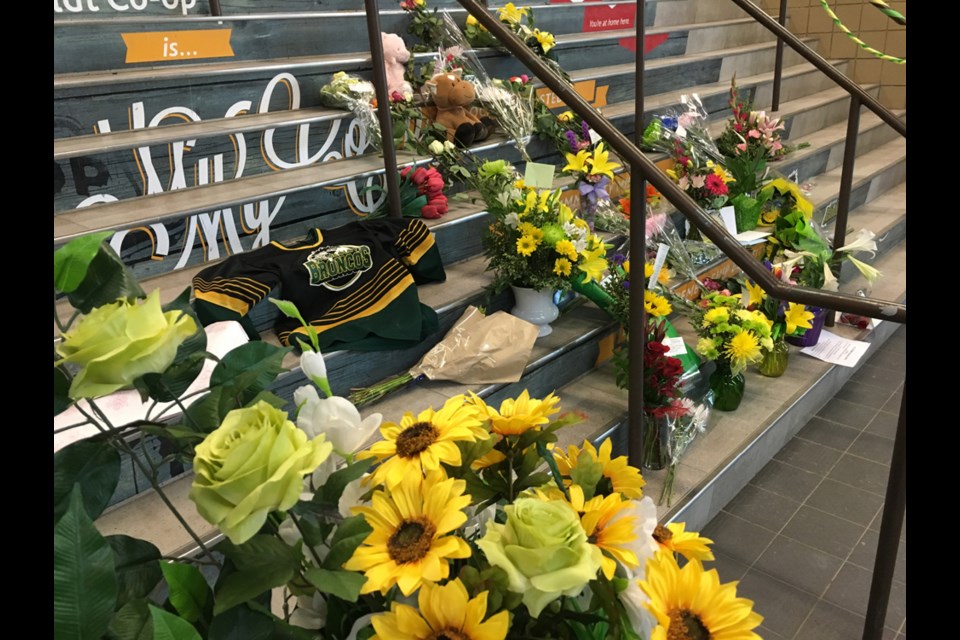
[702,326,906,640]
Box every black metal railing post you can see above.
[862,383,906,639]
[627,0,647,468]
[363,0,404,218]
[209,0,222,16]
[771,0,788,111]
[824,95,860,328]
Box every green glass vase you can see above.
[709,358,745,411]
[757,339,790,378]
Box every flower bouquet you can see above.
[737,272,815,376]
[689,291,775,411]
[367,163,451,219]
[561,140,622,230]
[463,3,565,79]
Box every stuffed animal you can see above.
[422,70,490,147]
[381,32,413,99]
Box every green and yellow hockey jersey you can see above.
[192,218,445,352]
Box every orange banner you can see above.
[122,29,234,64]
[537,79,609,110]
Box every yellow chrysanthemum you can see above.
[533,29,556,54]
[554,258,573,277]
[371,579,509,640]
[566,486,641,579]
[469,389,560,436]
[725,331,762,371]
[497,1,528,24]
[703,307,729,325]
[554,239,579,261]
[344,472,472,596]
[517,234,539,257]
[644,290,673,319]
[652,522,714,562]
[742,280,766,309]
[588,142,621,179]
[784,302,814,335]
[640,552,762,640]
[555,439,645,499]
[466,14,478,26]
[517,222,543,240]
[357,395,485,489]
[563,149,591,175]
[578,246,608,284]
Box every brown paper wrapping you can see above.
[408,306,539,384]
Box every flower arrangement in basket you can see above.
[477,160,609,295]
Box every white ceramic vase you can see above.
[510,285,559,338]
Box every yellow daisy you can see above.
[783,302,814,335]
[554,239,579,261]
[563,149,591,175]
[555,439,645,499]
[533,28,556,54]
[357,395,485,489]
[517,235,539,257]
[725,331,762,372]
[640,552,762,640]
[468,389,560,436]
[554,258,573,277]
[588,142,621,179]
[652,522,714,562]
[497,1,528,24]
[644,290,673,319]
[371,579,509,640]
[517,222,543,240]
[344,472,472,596]
[578,246,608,284]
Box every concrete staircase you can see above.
[52,0,906,556]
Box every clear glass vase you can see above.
[757,338,790,377]
[709,358,745,411]
[641,412,673,471]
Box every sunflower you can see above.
[554,258,573,277]
[555,439,645,499]
[639,552,762,640]
[469,389,560,436]
[644,262,672,286]
[371,579,509,640]
[569,486,642,579]
[725,331,762,373]
[344,472,472,596]
[652,522,715,562]
[644,290,673,318]
[357,394,485,489]
[783,302,814,335]
[516,235,539,257]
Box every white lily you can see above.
[504,212,520,229]
[836,228,878,257]
[337,474,369,519]
[847,255,882,284]
[294,385,382,455]
[300,350,333,398]
[289,592,328,630]
[822,261,839,291]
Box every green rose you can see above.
[477,497,602,617]
[190,401,333,544]
[55,290,197,400]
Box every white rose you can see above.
[428,140,446,155]
[294,386,382,454]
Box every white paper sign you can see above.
[663,336,687,357]
[800,330,871,368]
[734,229,772,246]
[588,128,602,145]
[648,243,670,288]
[788,169,800,184]
[719,206,738,235]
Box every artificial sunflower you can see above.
[555,438,645,499]
[783,302,814,335]
[644,290,673,319]
[640,552,762,640]
[344,472,472,596]
[357,394,485,489]
[652,522,714,562]
[371,579,509,640]
[569,485,641,579]
[469,389,560,436]
[517,235,539,257]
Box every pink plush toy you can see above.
[381,32,413,99]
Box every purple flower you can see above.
[610,253,626,266]
[564,130,579,151]
[622,279,630,290]
[581,120,591,143]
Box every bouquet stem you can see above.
[348,372,424,408]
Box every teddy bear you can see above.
[421,70,491,147]
[381,32,413,99]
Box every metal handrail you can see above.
[454,0,906,324]
[731,0,905,137]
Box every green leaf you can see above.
[135,290,209,402]
[208,605,275,640]
[54,231,115,293]
[213,536,303,615]
[54,486,119,640]
[317,458,372,506]
[107,535,163,608]
[106,600,154,640]
[210,342,290,405]
[244,390,287,410]
[54,439,121,522]
[137,425,206,445]
[67,243,146,314]
[304,568,366,602]
[181,388,225,434]
[55,366,73,416]
[569,450,603,500]
[160,562,210,623]
[322,514,373,571]
[149,605,202,640]
[513,472,550,493]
